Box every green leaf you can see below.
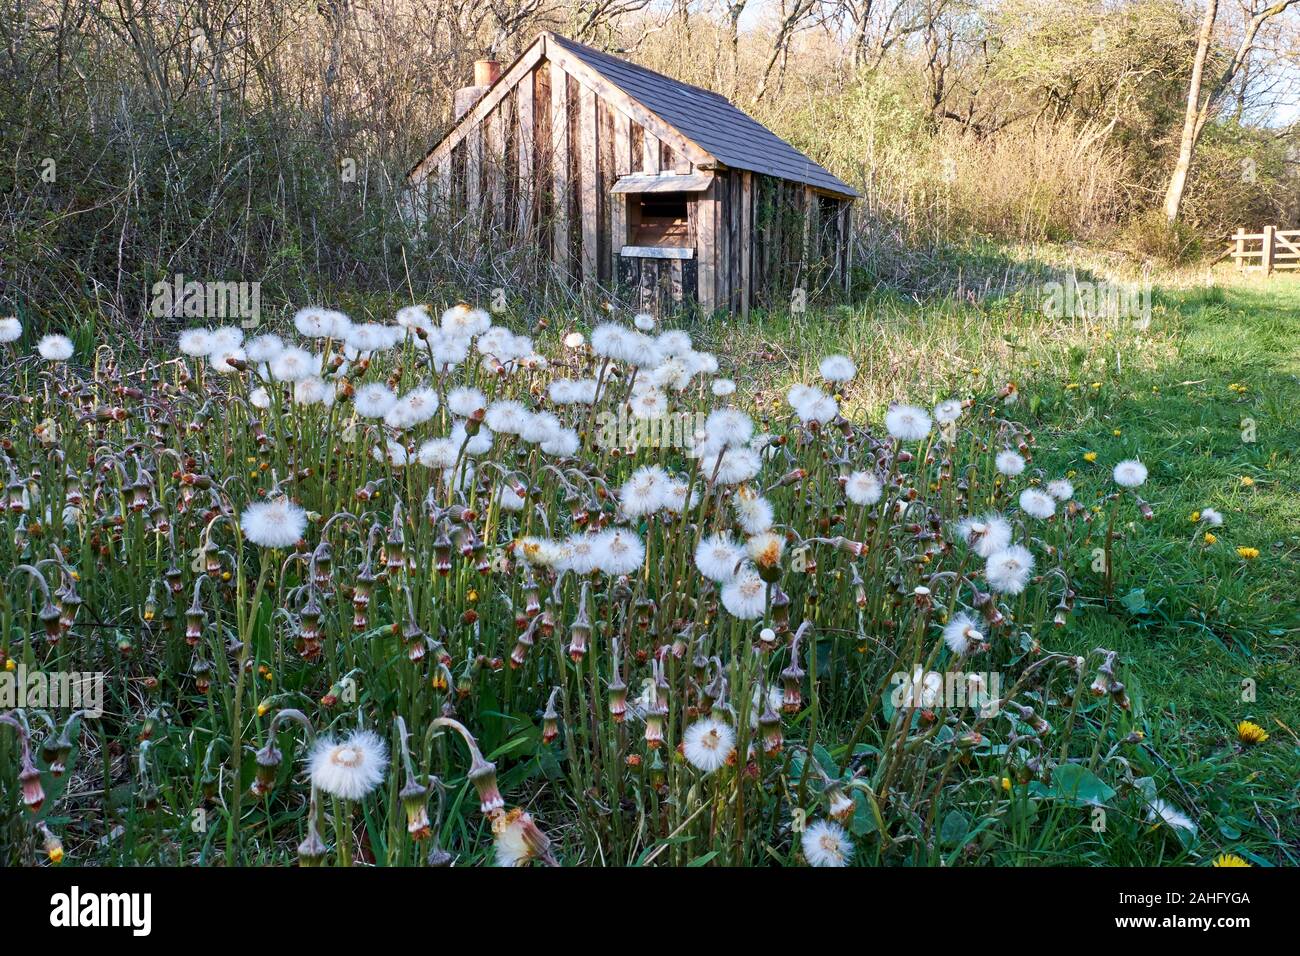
[1121,588,1149,614]
[1049,764,1116,807]
[940,810,969,847]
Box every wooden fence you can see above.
[1227,226,1300,274]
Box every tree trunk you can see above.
[1163,0,1218,223]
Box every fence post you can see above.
[1233,229,1245,271]
[1262,225,1276,276]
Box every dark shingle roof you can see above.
[549,34,858,199]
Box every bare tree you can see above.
[1164,0,1299,221]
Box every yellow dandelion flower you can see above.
[1239,476,1254,487]
[1066,383,1080,391]
[1000,777,1012,792]
[1083,451,1097,463]
[1112,428,1122,436]
[1189,511,1201,522]
[1213,853,1249,867]
[1236,721,1268,746]
[48,845,64,864]
[4,659,14,672]
[1204,532,1217,544]
[1236,547,1259,560]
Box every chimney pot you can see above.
[474,59,500,87]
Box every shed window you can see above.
[628,192,691,248]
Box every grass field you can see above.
[703,268,1300,864]
[1,260,1295,868]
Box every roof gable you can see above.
[547,34,858,199]
[410,33,859,200]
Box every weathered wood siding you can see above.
[408,37,852,314]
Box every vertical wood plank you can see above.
[580,84,599,283]
[697,178,717,314]
[436,154,451,216]
[517,72,535,237]
[597,101,614,283]
[611,110,631,275]
[740,172,752,319]
[642,130,661,174]
[550,66,569,269]
[717,171,731,311]
[1262,224,1276,275]
[466,125,482,229]
[486,104,505,229]
[841,202,852,292]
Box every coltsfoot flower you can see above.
[682,717,736,774]
[308,729,389,801]
[240,498,307,549]
[801,819,853,867]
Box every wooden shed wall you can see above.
[410,49,851,315]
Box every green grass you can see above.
[707,268,1300,865]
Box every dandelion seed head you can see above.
[802,819,853,867]
[819,354,856,383]
[308,729,388,801]
[682,718,735,773]
[37,334,74,362]
[885,404,932,441]
[240,498,307,549]
[995,450,1026,476]
[1113,459,1148,488]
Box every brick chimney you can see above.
[454,58,501,120]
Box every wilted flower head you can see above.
[492,807,556,866]
[308,729,389,801]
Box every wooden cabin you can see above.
[406,33,858,317]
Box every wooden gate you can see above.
[1227,227,1300,274]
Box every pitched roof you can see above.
[546,34,858,199]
